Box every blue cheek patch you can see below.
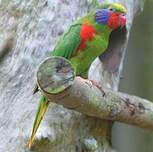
[95,9,110,24]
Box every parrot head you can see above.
[95,3,127,30]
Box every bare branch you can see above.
[37,57,153,131]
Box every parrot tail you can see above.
[28,96,49,149]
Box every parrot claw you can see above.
[90,80,106,97]
[84,79,93,88]
[83,79,106,97]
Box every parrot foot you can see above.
[90,80,106,97]
[83,79,105,97]
[83,79,94,88]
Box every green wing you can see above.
[52,24,81,59]
[33,24,81,95]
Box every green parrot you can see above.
[28,3,127,148]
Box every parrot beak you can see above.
[28,97,49,149]
[119,14,126,28]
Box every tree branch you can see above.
[37,57,153,131]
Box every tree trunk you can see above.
[0,0,144,152]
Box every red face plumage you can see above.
[107,12,126,30]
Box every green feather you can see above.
[52,24,81,59]
[98,3,127,13]
[52,10,111,75]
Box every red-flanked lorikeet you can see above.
[28,3,127,148]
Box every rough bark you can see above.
[37,57,153,131]
[0,0,144,152]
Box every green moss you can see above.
[47,86,66,94]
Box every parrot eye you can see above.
[109,8,116,12]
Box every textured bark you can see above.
[0,0,144,152]
[38,57,153,131]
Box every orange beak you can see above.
[120,14,126,27]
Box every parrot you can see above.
[28,3,127,148]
